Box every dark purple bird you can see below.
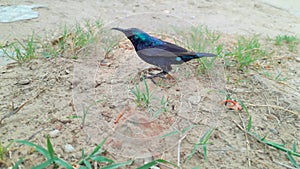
[112,28,216,74]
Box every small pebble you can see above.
[64,144,75,153]
[188,96,201,105]
[295,57,300,62]
[17,79,31,85]
[48,129,60,138]
[163,10,170,14]
[65,69,70,74]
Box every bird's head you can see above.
[112,27,149,43]
[112,27,162,50]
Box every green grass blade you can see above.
[101,160,133,169]
[191,166,201,169]
[0,142,3,160]
[14,140,50,159]
[248,132,300,157]
[83,159,92,169]
[137,159,178,169]
[203,144,208,162]
[199,128,215,144]
[144,78,149,98]
[137,160,158,169]
[66,115,82,119]
[12,158,23,169]
[287,152,300,169]
[186,143,199,162]
[247,115,252,132]
[89,137,107,157]
[81,148,85,159]
[46,135,55,159]
[160,130,180,138]
[129,88,138,98]
[78,165,88,169]
[293,141,297,152]
[32,158,54,169]
[79,137,107,164]
[91,156,114,163]
[235,99,248,115]
[186,128,214,162]
[54,157,74,169]
[181,124,197,134]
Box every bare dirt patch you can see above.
[1,1,300,168]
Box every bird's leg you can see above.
[137,67,162,79]
[152,71,168,78]
[132,68,175,86]
[131,67,160,83]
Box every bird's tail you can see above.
[196,53,216,58]
[179,52,216,62]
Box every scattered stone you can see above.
[17,79,31,85]
[163,10,170,14]
[48,129,60,138]
[64,144,75,153]
[100,59,112,67]
[65,69,70,74]
[188,96,201,105]
[295,57,300,62]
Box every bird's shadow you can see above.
[131,67,177,88]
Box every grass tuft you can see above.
[129,78,152,108]
[175,25,220,73]
[226,36,266,69]
[275,35,299,52]
[186,128,215,163]
[2,20,104,63]
[13,136,133,169]
[1,34,36,63]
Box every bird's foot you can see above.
[131,68,161,83]
[131,68,176,88]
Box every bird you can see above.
[112,27,216,76]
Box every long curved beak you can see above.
[111,27,125,32]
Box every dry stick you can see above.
[0,89,45,124]
[273,160,295,169]
[262,93,281,124]
[233,120,300,158]
[27,128,45,141]
[0,99,30,124]
[238,114,252,168]
[177,134,187,167]
[245,103,299,119]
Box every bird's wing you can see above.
[158,41,188,53]
[137,47,180,64]
[138,47,179,58]
[156,42,216,58]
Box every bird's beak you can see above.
[111,27,125,32]
[111,27,133,37]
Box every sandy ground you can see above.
[0,0,300,168]
[1,0,300,40]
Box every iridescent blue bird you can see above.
[112,28,216,74]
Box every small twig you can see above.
[0,99,30,124]
[237,115,252,168]
[0,89,45,124]
[27,128,45,141]
[273,160,295,169]
[177,134,187,167]
[114,108,125,124]
[114,105,130,126]
[232,120,244,131]
[245,103,299,118]
[233,120,300,158]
